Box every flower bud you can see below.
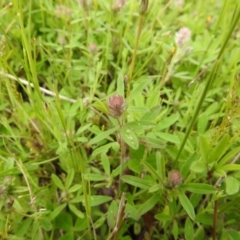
[107,94,127,118]
[139,0,148,15]
[168,170,183,188]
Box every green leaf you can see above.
[107,200,118,229]
[156,114,179,131]
[124,121,156,131]
[156,151,165,180]
[137,193,160,217]
[142,160,161,180]
[190,160,207,173]
[173,220,179,240]
[199,136,210,162]
[84,173,107,181]
[50,204,67,220]
[121,175,152,189]
[127,79,150,104]
[117,74,125,96]
[140,106,162,121]
[139,136,165,148]
[90,195,112,207]
[101,153,110,176]
[55,211,73,231]
[15,218,32,237]
[52,174,65,190]
[120,126,139,150]
[40,217,52,231]
[92,98,108,114]
[66,169,74,189]
[218,146,240,167]
[181,183,216,194]
[155,132,180,144]
[225,176,239,195]
[58,233,74,240]
[185,218,194,240]
[76,123,92,135]
[68,184,82,193]
[69,203,84,218]
[128,159,142,174]
[220,164,240,171]
[178,189,195,220]
[154,213,172,222]
[197,114,208,134]
[207,134,230,163]
[92,142,116,156]
[181,153,197,177]
[89,127,118,145]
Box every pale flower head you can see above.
[107,94,127,118]
[175,27,191,47]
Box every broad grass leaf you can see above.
[52,174,65,190]
[89,127,118,145]
[120,126,139,150]
[137,193,160,217]
[225,176,239,195]
[69,203,84,218]
[90,195,112,207]
[178,189,195,221]
[121,175,151,189]
[181,183,216,194]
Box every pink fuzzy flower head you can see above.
[89,43,98,55]
[112,0,126,12]
[175,27,191,47]
[168,170,183,188]
[107,94,127,118]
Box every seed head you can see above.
[139,0,148,15]
[107,94,127,118]
[168,170,183,188]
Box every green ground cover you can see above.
[0,0,240,239]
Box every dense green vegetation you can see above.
[0,0,240,239]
